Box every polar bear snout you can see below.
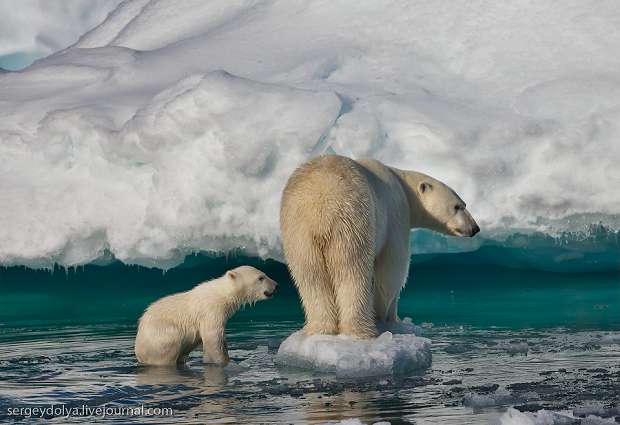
[448,208,480,237]
[262,279,278,299]
[450,223,480,237]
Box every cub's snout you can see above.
[263,279,278,299]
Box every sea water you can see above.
[1,254,619,424]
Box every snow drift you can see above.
[1,0,619,267]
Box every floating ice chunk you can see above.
[497,408,578,425]
[503,342,529,355]
[580,417,618,425]
[497,408,619,425]
[573,406,619,418]
[323,421,365,425]
[276,329,431,377]
[321,419,390,425]
[599,334,620,345]
[464,387,516,408]
[465,387,540,409]
[377,317,423,335]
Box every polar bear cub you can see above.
[135,266,278,366]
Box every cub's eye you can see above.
[258,276,265,282]
[454,205,463,212]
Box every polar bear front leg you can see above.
[374,229,411,322]
[200,325,229,366]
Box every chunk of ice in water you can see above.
[599,334,620,345]
[322,420,391,425]
[497,408,579,425]
[503,342,529,355]
[276,324,431,377]
[464,387,517,408]
[377,317,423,335]
[573,405,619,418]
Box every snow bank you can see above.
[276,327,431,377]
[0,69,339,267]
[2,0,620,267]
[0,1,120,68]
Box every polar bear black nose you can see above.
[471,224,480,236]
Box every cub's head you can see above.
[396,170,480,237]
[226,266,278,302]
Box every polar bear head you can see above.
[226,265,278,302]
[396,170,480,237]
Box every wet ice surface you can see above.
[276,319,431,377]
[1,322,619,424]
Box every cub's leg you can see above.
[200,324,229,366]
[135,321,184,365]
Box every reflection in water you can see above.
[135,364,228,387]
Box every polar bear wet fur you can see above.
[135,266,278,366]
[280,155,479,339]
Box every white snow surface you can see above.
[0,0,121,63]
[276,319,431,377]
[2,0,620,267]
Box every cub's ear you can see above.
[226,270,237,280]
[419,182,433,194]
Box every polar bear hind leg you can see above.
[327,232,378,339]
[135,323,186,365]
[286,241,339,335]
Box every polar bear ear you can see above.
[419,182,433,194]
[226,270,237,280]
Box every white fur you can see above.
[280,155,478,339]
[134,266,277,366]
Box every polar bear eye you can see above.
[258,276,265,282]
[454,205,463,212]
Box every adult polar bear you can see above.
[281,155,479,339]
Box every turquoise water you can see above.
[1,253,619,423]
[0,52,41,71]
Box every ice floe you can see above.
[276,320,431,377]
